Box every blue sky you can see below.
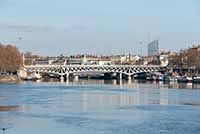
[0,0,200,55]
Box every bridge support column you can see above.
[128,75,132,80]
[60,75,64,82]
[118,73,122,80]
[113,79,117,85]
[65,78,69,85]
[66,73,69,80]
[74,75,79,81]
[128,78,132,85]
[118,79,122,86]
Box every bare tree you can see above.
[169,45,200,68]
[0,44,23,72]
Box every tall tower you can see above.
[148,40,159,56]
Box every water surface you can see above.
[0,80,200,134]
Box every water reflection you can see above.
[80,85,169,111]
[0,105,20,112]
[167,82,200,89]
[44,79,200,112]
[60,79,200,90]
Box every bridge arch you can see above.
[25,65,164,80]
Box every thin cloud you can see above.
[0,23,88,33]
[0,23,62,33]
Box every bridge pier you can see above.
[117,73,122,80]
[60,75,64,82]
[66,73,69,80]
[113,79,117,85]
[128,75,132,80]
[118,79,123,86]
[128,78,132,85]
[74,75,79,81]
[65,78,69,85]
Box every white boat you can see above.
[169,77,178,82]
[24,76,34,81]
[158,76,164,81]
[186,77,193,83]
[24,72,41,81]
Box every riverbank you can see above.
[0,76,22,83]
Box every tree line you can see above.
[169,45,200,68]
[0,44,23,72]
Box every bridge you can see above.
[25,65,165,80]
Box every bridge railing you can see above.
[25,64,162,68]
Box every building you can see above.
[148,40,159,56]
[109,54,141,65]
[143,55,159,65]
[97,60,111,66]
[159,54,169,67]
[33,58,55,65]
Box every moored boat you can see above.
[186,77,193,83]
[24,72,42,81]
[193,77,200,83]
[158,76,164,81]
[169,77,178,82]
[178,76,188,83]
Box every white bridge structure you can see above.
[25,65,165,80]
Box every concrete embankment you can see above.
[0,76,22,83]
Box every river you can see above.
[0,80,200,134]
